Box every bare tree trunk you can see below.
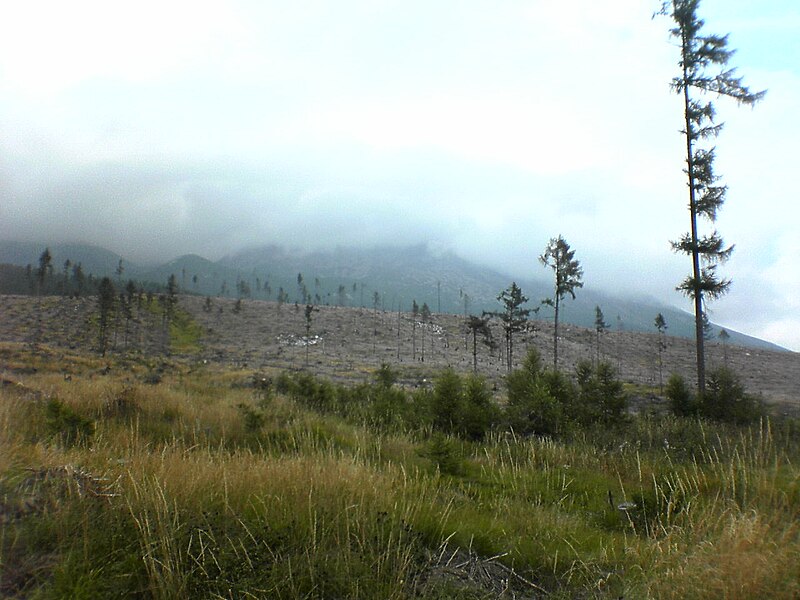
[553,295,560,371]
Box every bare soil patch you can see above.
[1,294,798,414]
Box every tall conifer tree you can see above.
[540,236,583,371]
[594,306,608,366]
[654,313,668,393]
[660,0,764,393]
[465,315,494,373]
[97,277,116,356]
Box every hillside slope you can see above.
[0,240,785,351]
[1,294,797,410]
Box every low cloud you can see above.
[1,0,797,350]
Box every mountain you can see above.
[0,239,787,352]
[139,254,240,296]
[219,243,785,352]
[0,241,140,278]
[219,244,509,313]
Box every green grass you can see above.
[168,307,203,354]
[1,343,798,598]
[139,298,203,354]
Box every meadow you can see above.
[1,339,798,599]
[1,294,799,598]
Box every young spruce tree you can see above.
[660,0,764,394]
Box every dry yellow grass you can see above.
[1,340,799,598]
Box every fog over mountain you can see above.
[0,240,787,354]
[1,1,798,350]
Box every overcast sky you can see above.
[1,1,798,350]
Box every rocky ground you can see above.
[1,293,798,414]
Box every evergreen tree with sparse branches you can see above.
[420,302,431,362]
[654,313,668,393]
[594,305,608,366]
[659,0,765,394]
[411,300,419,360]
[123,280,136,349]
[97,277,116,356]
[72,263,85,296]
[304,304,318,368]
[34,248,53,345]
[540,236,583,371]
[718,328,730,366]
[62,259,72,296]
[486,282,532,374]
[465,314,494,373]
[372,292,381,355]
[166,274,179,321]
[37,247,52,294]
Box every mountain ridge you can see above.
[0,239,787,352]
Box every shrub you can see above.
[428,369,497,440]
[291,372,337,413]
[409,388,434,429]
[45,399,95,447]
[431,368,463,435]
[574,360,627,425]
[700,367,765,424]
[237,403,266,433]
[666,373,695,416]
[505,349,570,436]
[142,371,162,385]
[274,371,295,395]
[371,385,414,430]
[103,386,141,420]
[506,372,563,436]
[275,370,427,433]
[424,433,464,476]
[666,369,764,424]
[460,374,498,441]
[253,374,273,407]
[374,363,399,389]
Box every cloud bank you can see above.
[1,0,798,350]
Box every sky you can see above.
[1,1,798,351]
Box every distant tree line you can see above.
[0,249,170,298]
[95,272,180,356]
